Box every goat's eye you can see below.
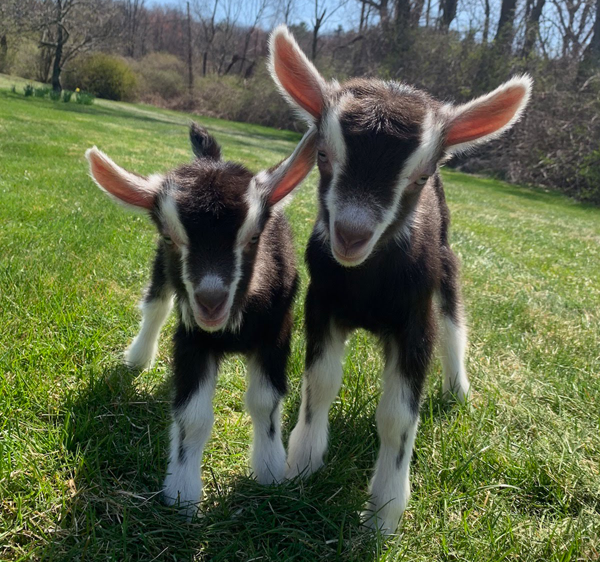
[163,235,174,245]
[249,233,260,245]
[318,151,328,163]
[415,175,429,186]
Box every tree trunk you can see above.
[494,0,517,51]
[312,21,320,60]
[521,0,546,58]
[0,34,7,74]
[438,0,458,30]
[186,1,193,96]
[579,0,600,77]
[483,0,490,43]
[51,24,64,92]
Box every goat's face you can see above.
[269,25,532,267]
[86,123,316,332]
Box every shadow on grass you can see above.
[40,362,387,561]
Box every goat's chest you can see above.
[307,240,437,333]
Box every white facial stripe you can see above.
[371,110,442,244]
[160,189,189,246]
[323,105,348,234]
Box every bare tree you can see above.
[439,0,459,29]
[35,0,117,91]
[494,0,517,52]
[580,0,600,67]
[311,0,349,60]
[122,0,147,58]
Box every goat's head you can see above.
[269,25,532,267]
[86,123,316,332]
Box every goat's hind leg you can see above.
[125,246,173,369]
[246,344,289,485]
[438,247,470,403]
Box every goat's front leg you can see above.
[363,319,433,535]
[125,246,173,369]
[286,289,347,478]
[246,343,290,485]
[163,326,219,518]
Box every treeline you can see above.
[1,0,599,202]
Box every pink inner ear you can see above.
[273,34,324,119]
[89,152,154,209]
[268,134,317,205]
[446,85,526,147]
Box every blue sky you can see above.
[145,0,358,33]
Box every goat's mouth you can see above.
[193,307,231,332]
[331,245,371,267]
[331,233,373,268]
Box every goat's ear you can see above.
[85,147,160,210]
[443,75,532,155]
[257,127,317,206]
[189,123,221,160]
[269,25,327,123]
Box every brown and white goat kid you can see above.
[269,25,532,533]
[85,124,316,516]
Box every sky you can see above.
[145,0,360,33]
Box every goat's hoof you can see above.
[124,341,156,370]
[360,509,401,537]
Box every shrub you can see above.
[10,85,16,93]
[34,86,50,98]
[23,84,34,96]
[132,53,186,101]
[62,90,73,103]
[64,54,137,101]
[76,90,95,105]
[49,89,61,101]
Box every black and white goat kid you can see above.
[269,26,532,533]
[85,124,316,515]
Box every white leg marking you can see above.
[124,296,173,369]
[163,365,217,519]
[440,314,470,403]
[286,325,346,479]
[245,356,285,485]
[362,348,418,535]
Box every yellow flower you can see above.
[75,88,80,92]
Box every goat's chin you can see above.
[194,310,230,333]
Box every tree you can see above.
[495,0,518,52]
[36,0,117,91]
[522,0,546,57]
[439,0,459,30]
[582,0,600,66]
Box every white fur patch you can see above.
[286,324,347,478]
[163,365,218,518]
[245,356,286,484]
[362,346,419,535]
[160,189,189,246]
[124,296,174,369]
[438,311,470,403]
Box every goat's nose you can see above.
[334,221,373,255]
[194,287,228,317]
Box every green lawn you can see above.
[1,83,599,562]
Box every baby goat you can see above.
[269,25,532,533]
[86,124,316,515]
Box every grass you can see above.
[0,82,599,562]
